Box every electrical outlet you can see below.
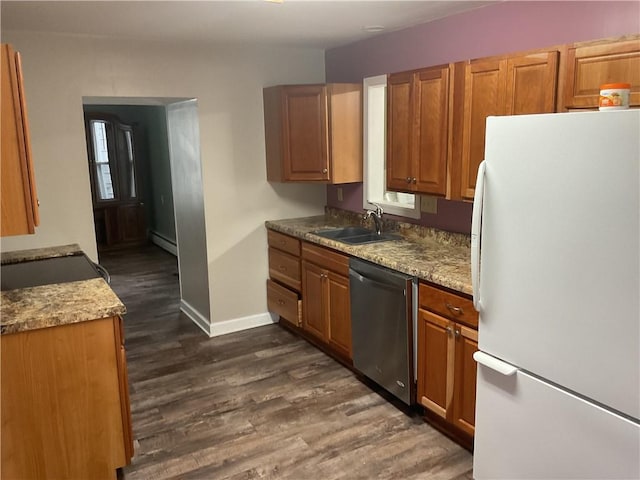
[337,187,343,202]
[420,195,438,214]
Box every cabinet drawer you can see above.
[267,279,301,327]
[419,282,478,328]
[301,241,349,276]
[268,230,300,256]
[269,247,301,291]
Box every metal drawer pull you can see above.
[445,326,453,335]
[455,330,460,337]
[446,303,463,315]
[278,299,285,305]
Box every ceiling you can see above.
[1,1,495,50]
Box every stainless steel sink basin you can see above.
[313,227,401,245]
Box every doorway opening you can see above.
[83,105,176,254]
[82,97,211,334]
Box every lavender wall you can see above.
[325,1,640,234]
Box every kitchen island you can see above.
[1,244,133,480]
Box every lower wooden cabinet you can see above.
[266,230,302,328]
[1,316,133,479]
[417,282,478,444]
[301,242,352,360]
[265,230,353,362]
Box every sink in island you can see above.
[0,244,133,480]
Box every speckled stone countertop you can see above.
[265,210,472,295]
[1,245,126,335]
[1,243,83,265]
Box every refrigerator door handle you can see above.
[473,351,518,376]
[471,160,486,311]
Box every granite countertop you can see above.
[265,213,473,295]
[1,243,84,265]
[1,245,126,335]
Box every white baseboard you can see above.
[180,301,277,338]
[180,299,211,336]
[150,231,177,256]
[209,312,277,337]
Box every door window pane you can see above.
[91,121,115,200]
[124,129,136,198]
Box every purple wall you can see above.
[325,1,640,234]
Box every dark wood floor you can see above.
[100,245,473,480]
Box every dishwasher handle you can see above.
[349,268,406,295]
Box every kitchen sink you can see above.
[313,227,401,245]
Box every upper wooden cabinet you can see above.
[563,36,640,110]
[453,50,559,201]
[1,43,39,237]
[263,84,362,184]
[387,65,450,196]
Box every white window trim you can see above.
[362,75,420,219]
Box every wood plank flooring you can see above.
[100,245,473,480]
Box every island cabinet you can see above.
[263,84,362,184]
[1,43,39,237]
[1,316,133,480]
[301,241,352,361]
[387,65,451,196]
[417,281,479,448]
[266,230,302,329]
[562,36,640,110]
[451,50,559,201]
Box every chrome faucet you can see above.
[364,203,384,235]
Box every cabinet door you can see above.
[386,71,415,192]
[1,44,39,237]
[414,65,450,196]
[326,271,351,359]
[459,59,507,200]
[1,317,128,479]
[506,51,558,115]
[282,85,329,181]
[564,38,640,109]
[301,260,327,341]
[452,324,478,437]
[114,316,134,463]
[417,309,453,419]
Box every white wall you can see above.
[1,31,327,326]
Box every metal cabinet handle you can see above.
[445,326,453,335]
[406,177,412,184]
[322,168,328,174]
[446,303,463,315]
[455,330,461,338]
[412,177,417,184]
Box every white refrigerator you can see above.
[471,110,640,479]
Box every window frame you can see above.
[362,74,420,219]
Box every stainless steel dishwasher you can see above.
[349,258,417,405]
